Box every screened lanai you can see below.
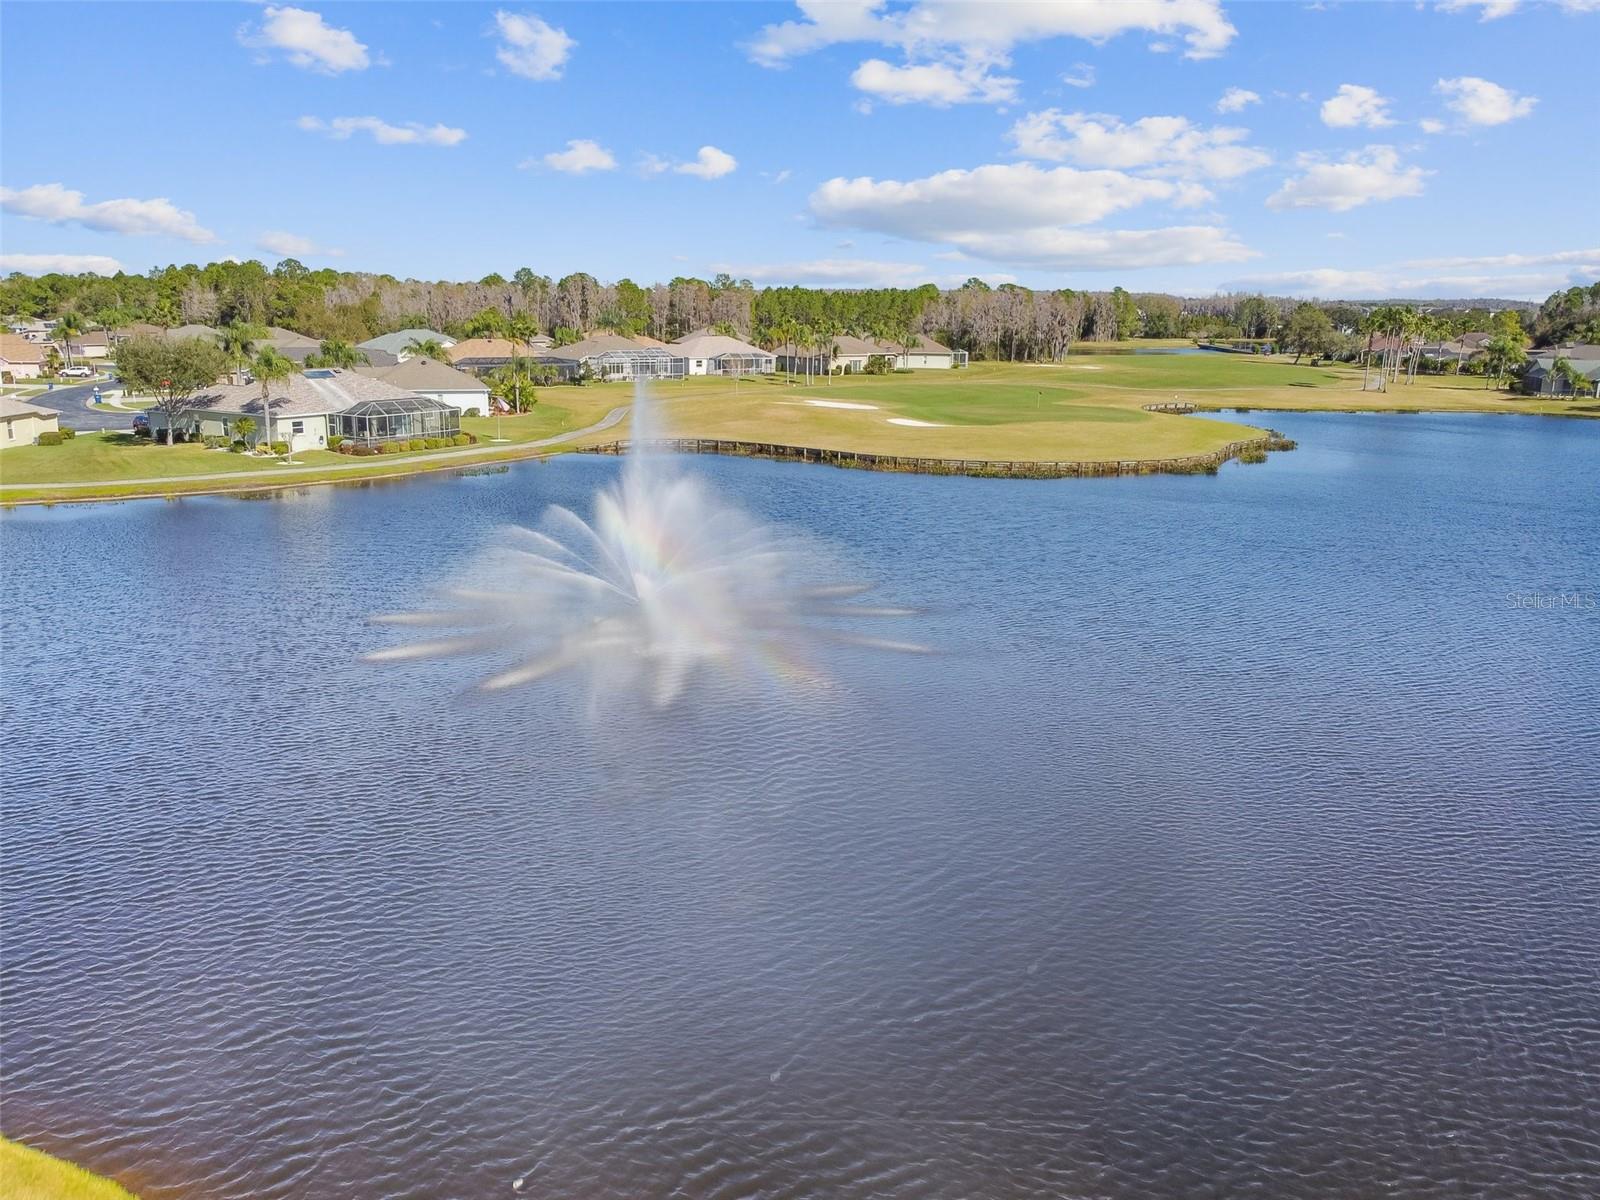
[337,393,461,445]
[589,348,685,381]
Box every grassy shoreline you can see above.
[0,1137,138,1199]
[2,357,1591,505]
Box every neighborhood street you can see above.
[23,381,136,432]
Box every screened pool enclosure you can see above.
[337,394,461,445]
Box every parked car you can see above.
[60,365,94,378]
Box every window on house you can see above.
[291,420,304,433]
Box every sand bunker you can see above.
[1063,364,1103,370]
[886,418,949,427]
[802,399,879,410]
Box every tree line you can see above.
[4,259,1592,368]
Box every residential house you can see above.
[111,322,166,343]
[0,333,48,379]
[7,318,53,343]
[0,396,61,445]
[150,367,462,451]
[63,330,111,360]
[535,333,684,381]
[165,324,221,342]
[355,357,491,416]
[446,337,536,373]
[774,332,962,374]
[263,326,322,364]
[1522,345,1600,397]
[356,328,458,368]
[669,330,775,376]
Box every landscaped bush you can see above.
[37,430,64,446]
[60,426,77,439]
[424,437,444,449]
[270,440,289,455]
[327,434,343,450]
[382,441,406,454]
[202,434,229,449]
[408,438,427,451]
[864,355,893,375]
[229,440,247,453]
[451,433,471,446]
[353,443,376,456]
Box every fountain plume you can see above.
[366,381,924,705]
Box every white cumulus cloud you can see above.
[674,146,738,179]
[1320,84,1395,128]
[850,58,1017,105]
[710,259,936,287]
[1435,76,1537,125]
[1227,248,1600,299]
[1438,0,1522,19]
[537,139,617,174]
[808,162,1253,270]
[1062,62,1096,88]
[1266,147,1428,211]
[258,231,345,259]
[1216,87,1260,113]
[240,6,371,73]
[1007,111,1271,179]
[493,10,575,80]
[0,183,216,243]
[0,253,125,276]
[747,0,1237,66]
[297,116,467,146]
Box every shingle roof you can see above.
[446,337,535,362]
[0,395,59,419]
[0,333,46,363]
[539,333,665,359]
[357,328,457,355]
[183,368,423,418]
[167,324,220,341]
[670,332,770,358]
[354,357,489,392]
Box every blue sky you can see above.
[2,1,1596,299]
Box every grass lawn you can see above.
[0,392,624,503]
[2,357,1589,503]
[0,1138,138,1200]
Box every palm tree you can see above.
[487,360,543,413]
[309,340,367,369]
[219,322,262,382]
[404,337,448,360]
[251,348,295,453]
[55,312,84,368]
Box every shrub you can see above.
[383,441,406,455]
[451,433,471,446]
[327,434,343,450]
[270,440,289,455]
[408,438,427,451]
[466,432,479,444]
[60,426,77,439]
[37,430,64,446]
[892,367,914,374]
[202,434,229,449]
[425,437,445,449]
[355,443,376,456]
[864,354,893,375]
[229,440,247,453]
[1239,448,1268,464]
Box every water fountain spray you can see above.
[365,381,925,705]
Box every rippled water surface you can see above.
[4,412,1598,1199]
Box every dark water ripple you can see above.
[3,412,1599,1199]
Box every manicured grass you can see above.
[0,1138,138,1200]
[3,357,1590,503]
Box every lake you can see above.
[3,411,1597,1199]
